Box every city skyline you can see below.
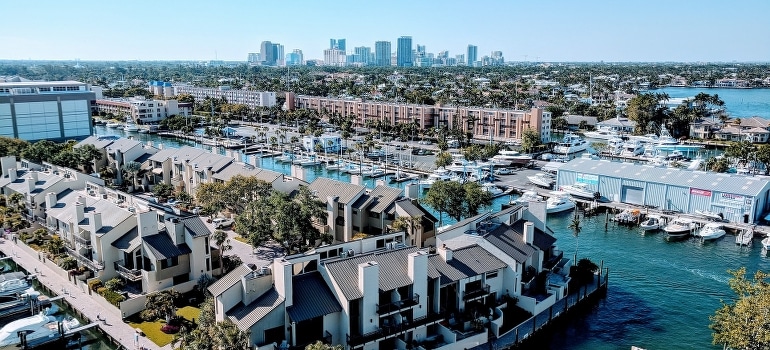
[2,0,769,62]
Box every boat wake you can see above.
[649,258,729,285]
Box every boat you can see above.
[527,173,555,188]
[663,218,696,239]
[620,140,644,157]
[0,313,80,347]
[105,122,122,128]
[546,192,575,214]
[362,167,386,178]
[655,126,679,146]
[0,277,30,297]
[492,150,533,166]
[137,127,149,134]
[0,288,58,321]
[123,123,139,132]
[553,133,589,154]
[276,153,295,163]
[639,215,662,232]
[389,171,418,183]
[560,182,599,199]
[583,127,620,140]
[605,137,624,155]
[480,182,505,197]
[762,237,770,250]
[418,169,452,189]
[511,190,543,207]
[695,222,726,241]
[325,160,346,171]
[612,208,642,224]
[695,209,724,221]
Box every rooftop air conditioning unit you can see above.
[340,251,348,259]
[63,173,71,178]
[259,266,270,275]
[102,194,108,199]
[128,207,136,213]
[88,191,96,197]
[347,249,355,257]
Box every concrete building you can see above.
[293,96,552,143]
[173,85,276,109]
[261,41,277,66]
[95,96,181,124]
[302,135,341,153]
[247,53,260,65]
[0,80,95,142]
[324,48,347,67]
[556,158,770,223]
[467,45,478,66]
[375,41,391,67]
[396,36,413,67]
[353,46,372,66]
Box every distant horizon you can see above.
[2,0,768,62]
[2,59,769,65]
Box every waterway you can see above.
[91,87,770,350]
[655,87,770,119]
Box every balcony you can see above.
[114,260,142,282]
[346,311,444,348]
[72,233,91,247]
[377,294,420,314]
[463,284,490,301]
[65,247,104,272]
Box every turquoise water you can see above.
[656,87,770,119]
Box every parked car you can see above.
[212,217,234,229]
[494,168,513,175]
[418,140,432,145]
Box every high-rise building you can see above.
[354,46,372,66]
[491,51,504,66]
[396,36,413,67]
[286,49,303,66]
[330,38,346,52]
[247,53,260,65]
[374,41,391,67]
[467,45,478,66]
[275,44,285,66]
[456,54,465,65]
[323,48,346,66]
[261,41,276,66]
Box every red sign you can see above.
[690,188,712,196]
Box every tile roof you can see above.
[142,233,192,260]
[208,264,253,297]
[324,246,420,301]
[368,186,403,213]
[483,225,535,264]
[307,178,364,205]
[286,271,342,323]
[182,216,210,238]
[226,288,285,331]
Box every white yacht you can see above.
[0,313,80,347]
[583,127,620,140]
[419,169,452,189]
[606,137,625,155]
[553,134,589,154]
[546,192,575,214]
[695,222,726,241]
[663,218,696,239]
[123,122,139,132]
[480,182,505,197]
[362,167,386,178]
[620,140,644,157]
[560,182,599,199]
[527,173,555,188]
[511,190,543,207]
[105,122,122,128]
[492,150,533,166]
[325,160,346,171]
[655,126,679,146]
[0,277,29,297]
[639,215,662,232]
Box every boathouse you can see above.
[556,159,770,224]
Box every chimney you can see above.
[158,143,164,150]
[45,192,57,209]
[90,212,102,233]
[205,167,213,181]
[28,171,38,183]
[438,244,452,262]
[7,168,17,182]
[350,174,362,186]
[0,156,16,177]
[358,261,380,335]
[74,198,85,223]
[26,176,35,193]
[523,221,534,245]
[138,210,159,237]
[408,250,428,282]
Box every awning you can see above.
[152,168,163,175]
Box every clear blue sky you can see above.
[3,0,768,62]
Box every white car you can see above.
[212,217,234,229]
[494,168,513,175]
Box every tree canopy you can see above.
[710,267,770,349]
[422,180,493,226]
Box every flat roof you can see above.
[0,80,86,87]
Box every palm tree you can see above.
[392,215,422,247]
[568,208,582,260]
[122,161,142,191]
[212,230,231,276]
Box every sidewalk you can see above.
[0,237,167,350]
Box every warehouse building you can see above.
[556,159,770,224]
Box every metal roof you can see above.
[106,138,142,154]
[427,255,469,286]
[111,227,139,251]
[47,190,133,232]
[226,288,285,331]
[324,246,420,301]
[6,171,63,195]
[148,148,179,162]
[182,216,210,238]
[559,159,770,197]
[76,136,116,150]
[450,245,507,276]
[307,178,365,205]
[286,271,342,323]
[483,225,536,264]
[142,233,192,260]
[368,186,403,213]
[510,220,557,251]
[189,151,233,173]
[207,264,253,297]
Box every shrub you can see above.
[139,309,155,322]
[98,288,125,306]
[105,278,125,291]
[88,279,103,292]
[96,287,107,295]
[58,256,77,270]
[160,324,180,334]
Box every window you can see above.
[338,203,344,210]
[486,270,498,279]
[206,258,210,271]
[368,212,380,219]
[205,237,210,254]
[160,257,179,269]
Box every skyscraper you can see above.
[261,41,275,66]
[375,41,391,67]
[467,45,478,66]
[354,46,372,66]
[275,44,285,66]
[396,36,413,67]
[330,38,346,52]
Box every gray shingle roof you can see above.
[47,190,133,233]
[189,151,233,173]
[307,178,364,205]
[106,138,142,153]
[76,135,116,150]
[287,271,342,322]
[559,159,770,197]
[510,220,556,252]
[483,225,535,264]
[368,186,402,213]
[324,246,420,301]
[211,162,282,184]
[208,264,252,297]
[226,288,284,331]
[148,148,178,163]
[143,233,192,260]
[182,216,210,238]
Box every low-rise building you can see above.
[172,84,276,109]
[95,97,180,124]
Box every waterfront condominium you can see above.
[396,36,413,67]
[467,44,478,66]
[0,81,95,142]
[375,41,391,67]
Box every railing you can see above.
[376,294,419,314]
[72,233,91,247]
[114,260,142,282]
[463,284,490,301]
[545,250,564,270]
[65,247,104,271]
[347,311,445,348]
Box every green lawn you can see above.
[128,306,201,347]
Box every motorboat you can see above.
[389,171,418,183]
[695,222,726,241]
[492,150,533,166]
[583,127,620,140]
[293,157,320,167]
[343,164,371,175]
[137,127,150,134]
[0,277,30,297]
[527,173,555,188]
[620,140,644,157]
[511,190,543,207]
[105,122,122,128]
[639,215,662,232]
[553,133,589,154]
[663,218,696,239]
[326,160,347,171]
[123,123,139,132]
[612,208,642,224]
[560,182,599,199]
[546,192,575,214]
[480,182,505,197]
[0,288,58,321]
[580,152,600,160]
[419,169,452,189]
[362,167,386,178]
[655,126,679,146]
[762,237,770,250]
[605,137,624,155]
[276,153,295,163]
[695,209,724,221]
[0,313,80,347]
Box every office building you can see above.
[260,41,277,66]
[330,38,346,52]
[247,53,260,65]
[0,81,94,142]
[456,54,465,66]
[396,36,413,67]
[286,49,303,66]
[275,44,285,66]
[375,41,391,67]
[323,48,346,67]
[467,45,478,66]
[353,46,372,66]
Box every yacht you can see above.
[276,153,294,163]
[105,122,122,128]
[606,137,624,155]
[553,134,589,154]
[0,277,30,297]
[546,192,575,214]
[0,313,80,347]
[123,123,139,132]
[325,160,346,171]
[620,140,644,157]
[511,190,543,207]
[419,169,452,189]
[480,182,505,197]
[527,173,555,188]
[362,167,386,178]
[583,127,620,140]
[639,215,662,232]
[492,150,533,166]
[663,218,696,239]
[655,126,679,146]
[695,222,726,241]
[560,182,599,199]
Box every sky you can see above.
[2,0,769,62]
